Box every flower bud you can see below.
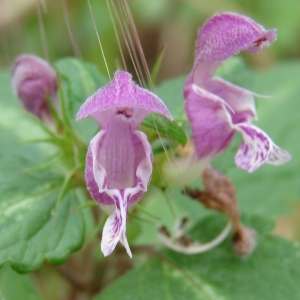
[12,54,58,120]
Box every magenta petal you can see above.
[235,124,272,172]
[196,12,276,63]
[185,84,234,160]
[189,13,276,91]
[76,70,172,128]
[85,119,152,203]
[85,132,113,206]
[188,13,276,91]
[206,78,257,123]
[95,119,136,189]
[234,123,291,172]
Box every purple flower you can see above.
[77,71,172,257]
[184,12,291,172]
[12,54,58,120]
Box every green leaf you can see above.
[94,257,209,300]
[0,189,85,273]
[95,215,300,300]
[141,114,187,146]
[0,154,61,203]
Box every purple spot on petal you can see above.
[116,107,133,118]
[114,196,121,210]
[243,146,248,156]
[185,88,235,159]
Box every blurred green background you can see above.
[1,0,300,80]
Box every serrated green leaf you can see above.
[95,215,300,300]
[0,189,85,273]
[142,114,187,146]
[0,151,62,199]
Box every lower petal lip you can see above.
[234,123,291,172]
[84,115,153,257]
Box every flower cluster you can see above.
[75,13,291,257]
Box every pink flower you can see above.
[77,71,172,257]
[184,12,291,172]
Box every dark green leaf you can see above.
[142,114,187,146]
